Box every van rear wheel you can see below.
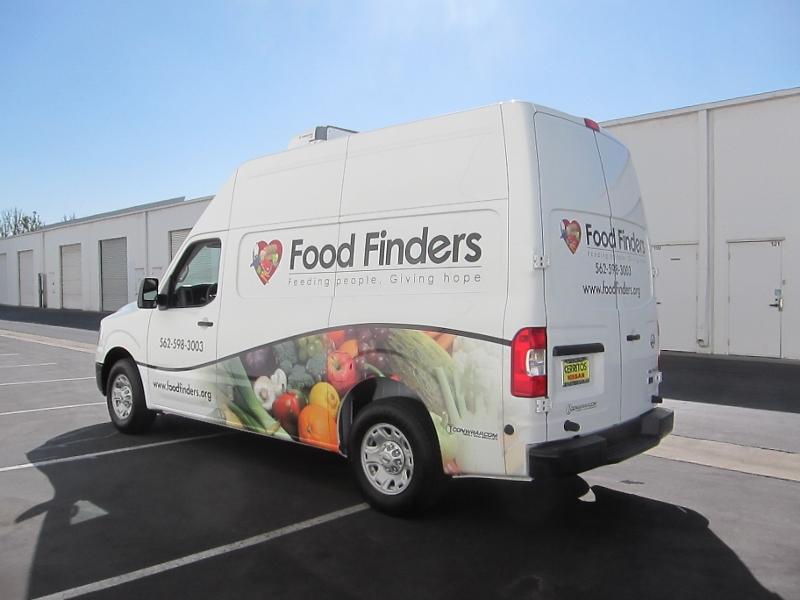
[107,359,155,434]
[349,399,445,515]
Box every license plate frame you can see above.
[562,356,590,387]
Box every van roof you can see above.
[242,100,592,168]
[191,100,617,235]
[264,101,612,165]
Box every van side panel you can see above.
[215,141,346,360]
[499,102,548,477]
[339,106,508,216]
[205,141,348,451]
[229,140,346,229]
[329,107,510,476]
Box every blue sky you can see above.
[1,0,798,224]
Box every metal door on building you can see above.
[169,228,192,260]
[0,253,7,304]
[60,244,82,309]
[100,237,128,312]
[728,240,783,357]
[18,250,36,306]
[652,243,698,352]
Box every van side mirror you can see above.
[137,278,159,309]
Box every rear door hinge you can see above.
[533,254,550,270]
[535,398,552,413]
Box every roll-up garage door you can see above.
[100,237,128,311]
[18,250,36,306]
[0,254,7,304]
[60,243,82,309]
[169,228,192,259]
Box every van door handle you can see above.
[553,343,604,356]
[197,319,214,328]
[626,334,640,342]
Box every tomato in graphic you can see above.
[271,390,303,431]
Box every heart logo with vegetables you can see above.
[560,219,581,254]
[251,240,283,284]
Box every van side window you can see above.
[169,239,221,308]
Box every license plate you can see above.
[562,357,590,387]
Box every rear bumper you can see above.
[528,407,674,478]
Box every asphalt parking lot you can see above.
[1,317,799,600]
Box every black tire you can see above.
[349,398,446,516]
[106,359,156,434]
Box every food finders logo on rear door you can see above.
[560,219,581,254]
[560,219,647,257]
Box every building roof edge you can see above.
[601,86,800,127]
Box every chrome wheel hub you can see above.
[361,423,414,495]
[111,374,133,420]
[378,440,405,474]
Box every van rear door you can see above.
[534,112,622,441]
[595,133,660,421]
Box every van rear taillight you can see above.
[584,118,600,131]
[511,327,547,397]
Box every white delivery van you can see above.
[95,102,673,514]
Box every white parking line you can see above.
[647,434,800,482]
[0,329,95,354]
[0,432,228,473]
[0,402,105,417]
[0,376,94,387]
[0,362,57,369]
[0,353,20,356]
[33,503,369,600]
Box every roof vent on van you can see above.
[288,125,357,149]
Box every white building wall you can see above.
[145,201,210,281]
[606,111,703,244]
[605,87,800,359]
[0,231,45,309]
[0,197,211,312]
[42,213,146,311]
[711,93,800,360]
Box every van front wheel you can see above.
[349,399,445,515]
[107,359,155,434]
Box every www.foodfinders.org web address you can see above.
[152,378,213,401]
[582,280,641,298]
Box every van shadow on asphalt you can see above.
[17,418,781,600]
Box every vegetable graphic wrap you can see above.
[211,325,504,476]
